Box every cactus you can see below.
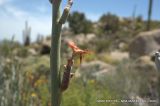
[147,0,153,31]
[49,0,73,106]
[23,21,31,46]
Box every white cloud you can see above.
[36,5,48,13]
[0,0,7,5]
[0,0,11,6]
[4,5,28,18]
[0,2,52,43]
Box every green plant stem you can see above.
[50,0,62,106]
[50,0,73,106]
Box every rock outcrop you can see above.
[76,61,115,80]
[129,29,160,58]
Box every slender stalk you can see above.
[50,0,62,106]
[50,0,73,106]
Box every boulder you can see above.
[135,55,156,72]
[75,61,115,80]
[129,29,160,58]
[110,51,129,61]
[28,48,37,56]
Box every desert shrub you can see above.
[98,13,119,34]
[93,39,111,53]
[68,11,93,34]
[62,78,122,106]
[83,53,97,62]
[0,54,23,105]
[98,54,120,65]
[0,40,29,58]
[0,40,20,57]
[21,55,50,105]
[101,59,159,106]
[149,21,160,30]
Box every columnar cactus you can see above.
[147,0,153,31]
[23,21,31,46]
[49,0,73,106]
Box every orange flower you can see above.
[67,41,92,64]
[67,41,80,51]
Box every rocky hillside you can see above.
[0,13,160,105]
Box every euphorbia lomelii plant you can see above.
[49,0,91,106]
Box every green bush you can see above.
[68,11,93,34]
[62,78,122,106]
[99,13,119,34]
[94,39,111,53]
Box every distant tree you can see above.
[99,13,119,34]
[68,12,93,34]
[147,0,153,31]
[136,15,143,22]
[23,21,31,46]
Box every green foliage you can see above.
[62,79,122,106]
[0,39,159,106]
[1,4,160,105]
[83,53,96,62]
[98,54,119,65]
[105,59,158,101]
[68,11,93,34]
[148,21,160,30]
[92,39,111,53]
[0,40,20,57]
[99,13,120,34]
[0,41,23,105]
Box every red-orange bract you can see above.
[67,41,92,64]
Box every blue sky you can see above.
[0,0,159,42]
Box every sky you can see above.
[0,0,160,42]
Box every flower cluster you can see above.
[60,41,92,92]
[67,41,92,64]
